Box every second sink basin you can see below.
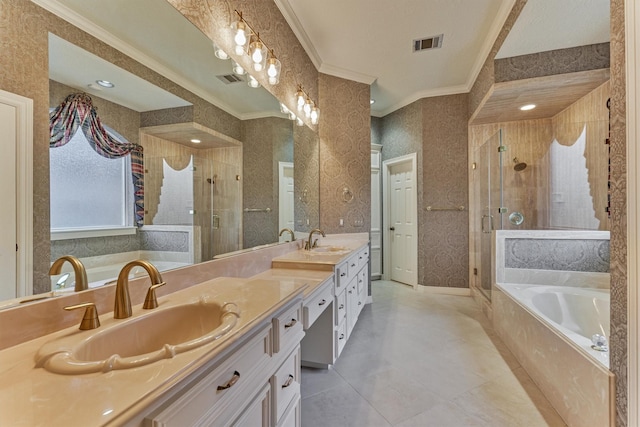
[35,299,240,375]
[310,246,350,255]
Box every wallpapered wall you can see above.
[494,42,610,82]
[242,117,293,248]
[609,0,627,424]
[379,94,469,288]
[318,73,372,234]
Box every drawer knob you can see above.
[351,263,356,267]
[348,290,353,294]
[340,273,346,277]
[217,371,240,391]
[339,304,344,310]
[339,333,345,340]
[284,319,297,329]
[282,374,294,389]
[358,302,362,305]
[318,299,327,306]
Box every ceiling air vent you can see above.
[413,34,444,52]
[216,74,245,84]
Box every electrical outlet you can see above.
[339,218,344,227]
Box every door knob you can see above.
[389,227,395,231]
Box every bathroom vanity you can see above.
[272,242,370,367]
[0,238,370,426]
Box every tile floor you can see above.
[300,280,567,427]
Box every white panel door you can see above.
[279,162,295,241]
[0,102,17,300]
[389,160,416,285]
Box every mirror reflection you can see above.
[20,0,321,297]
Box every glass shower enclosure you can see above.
[475,130,503,301]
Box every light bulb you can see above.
[289,112,296,120]
[247,74,260,88]
[303,98,312,118]
[296,89,305,111]
[311,107,319,125]
[251,46,263,64]
[296,117,304,126]
[266,56,281,85]
[232,61,246,75]
[231,16,248,55]
[213,43,229,60]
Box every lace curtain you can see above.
[49,93,144,226]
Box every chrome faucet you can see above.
[305,228,326,250]
[279,228,296,242]
[49,255,88,292]
[114,260,165,319]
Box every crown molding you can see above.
[30,0,245,120]
[273,0,323,70]
[318,63,377,85]
[465,0,517,92]
[371,84,469,117]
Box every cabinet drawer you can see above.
[357,247,369,271]
[278,394,301,427]
[231,383,270,427]
[335,289,347,325]
[335,320,348,359]
[303,281,333,329]
[335,261,349,290]
[273,302,303,354]
[272,347,300,424]
[146,325,271,426]
[356,269,366,295]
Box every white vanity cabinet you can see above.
[302,245,369,368]
[138,298,304,427]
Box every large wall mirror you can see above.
[17,0,320,298]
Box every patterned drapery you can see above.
[49,93,144,226]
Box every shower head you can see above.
[513,157,527,172]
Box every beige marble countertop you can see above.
[0,276,306,427]
[251,268,334,298]
[271,241,368,270]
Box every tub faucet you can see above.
[279,228,296,242]
[114,260,165,319]
[49,255,88,292]
[306,228,326,250]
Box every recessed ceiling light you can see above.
[520,104,536,111]
[190,139,201,143]
[96,80,115,88]
[370,99,375,105]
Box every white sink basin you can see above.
[35,299,240,374]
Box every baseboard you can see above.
[414,285,471,296]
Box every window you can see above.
[50,129,133,230]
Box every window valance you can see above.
[49,93,144,226]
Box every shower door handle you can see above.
[481,214,494,233]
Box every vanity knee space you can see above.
[297,244,370,368]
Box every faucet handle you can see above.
[143,282,166,310]
[64,302,101,330]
